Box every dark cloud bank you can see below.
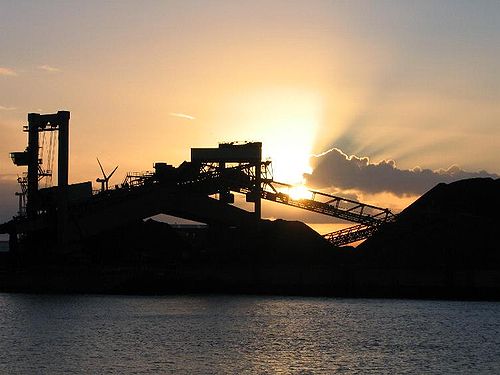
[305,148,499,196]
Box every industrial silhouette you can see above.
[0,111,394,254]
[0,111,498,299]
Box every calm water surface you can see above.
[0,293,499,374]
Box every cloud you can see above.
[305,148,499,196]
[0,106,16,111]
[169,112,196,120]
[0,67,17,76]
[38,65,61,73]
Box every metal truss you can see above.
[261,181,394,225]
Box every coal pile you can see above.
[359,178,500,270]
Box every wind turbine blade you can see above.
[96,157,106,178]
[107,165,119,180]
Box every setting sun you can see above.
[287,185,313,201]
[225,88,322,184]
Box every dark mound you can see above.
[360,178,500,270]
[82,218,335,266]
[84,219,190,265]
[204,219,337,265]
[0,218,345,295]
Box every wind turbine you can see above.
[96,157,118,192]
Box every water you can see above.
[0,294,499,374]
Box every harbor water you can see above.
[0,294,499,374]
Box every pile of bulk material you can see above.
[360,178,499,269]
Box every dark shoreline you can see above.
[1,260,499,301]
[1,178,499,301]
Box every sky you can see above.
[1,0,499,227]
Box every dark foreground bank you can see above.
[0,178,499,299]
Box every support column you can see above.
[56,111,70,253]
[57,111,70,188]
[254,161,261,220]
[253,143,262,220]
[26,113,40,219]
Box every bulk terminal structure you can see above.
[0,111,395,254]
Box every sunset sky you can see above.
[1,1,499,228]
